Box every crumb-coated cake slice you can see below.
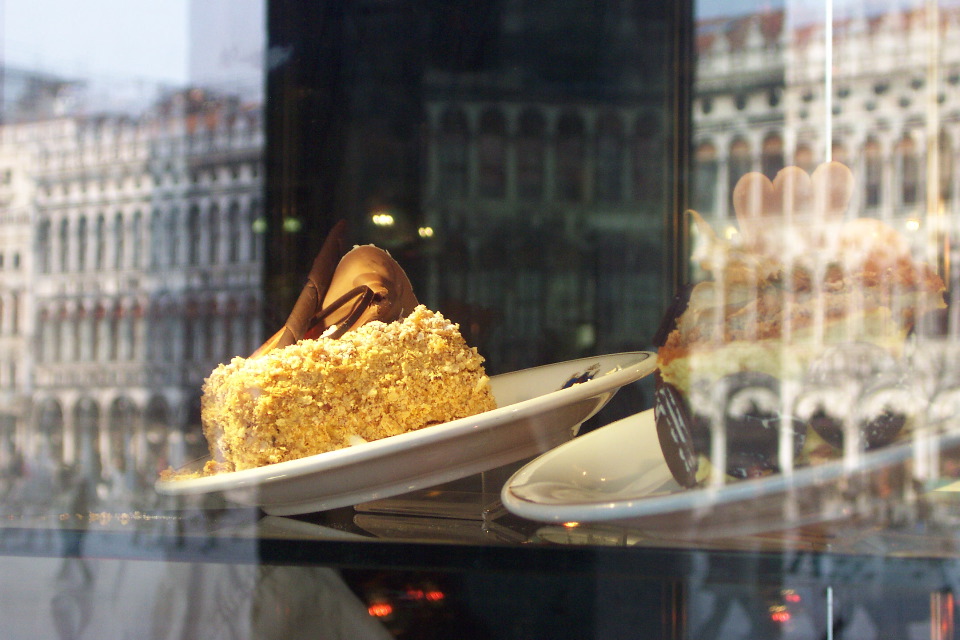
[201,306,497,471]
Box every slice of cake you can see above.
[201,305,497,472]
[655,162,946,486]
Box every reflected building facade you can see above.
[0,87,265,499]
[691,4,960,270]
[419,1,673,374]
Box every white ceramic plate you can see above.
[155,351,656,515]
[502,409,960,538]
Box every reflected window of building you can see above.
[940,130,953,202]
[132,303,144,360]
[223,298,237,358]
[167,208,179,267]
[209,204,221,265]
[634,113,662,204]
[108,397,137,474]
[74,397,101,481]
[693,141,718,213]
[761,133,784,180]
[11,294,18,335]
[58,219,69,272]
[728,137,751,215]
[595,112,624,203]
[227,202,241,263]
[144,305,159,362]
[167,304,179,363]
[95,214,106,270]
[0,415,15,474]
[184,300,197,362]
[37,219,51,274]
[864,137,882,209]
[55,310,67,361]
[182,397,207,463]
[132,211,143,269]
[149,210,162,268]
[831,141,848,167]
[71,309,82,361]
[113,213,125,270]
[438,108,469,198]
[151,300,174,363]
[897,134,919,206]
[556,112,586,202]
[36,400,64,466]
[120,307,135,361]
[478,108,507,199]
[795,143,815,173]
[187,206,201,265]
[108,307,120,361]
[202,301,215,362]
[93,304,105,362]
[145,396,170,473]
[516,109,545,200]
[77,216,88,271]
[78,306,93,362]
[250,199,263,262]
[231,304,244,357]
[38,312,49,362]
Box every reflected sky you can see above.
[2,0,264,113]
[3,0,189,83]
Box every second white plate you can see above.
[502,409,960,538]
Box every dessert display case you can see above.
[4,0,960,637]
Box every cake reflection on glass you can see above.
[655,162,946,487]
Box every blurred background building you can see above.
[691,3,960,278]
[0,0,267,506]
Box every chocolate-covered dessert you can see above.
[171,222,497,476]
[655,162,946,485]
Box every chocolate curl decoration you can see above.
[307,244,419,339]
[250,220,348,358]
[250,220,420,356]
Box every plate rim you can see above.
[502,408,960,524]
[155,350,656,497]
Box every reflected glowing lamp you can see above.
[368,602,393,618]
[371,211,395,227]
[770,610,791,623]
